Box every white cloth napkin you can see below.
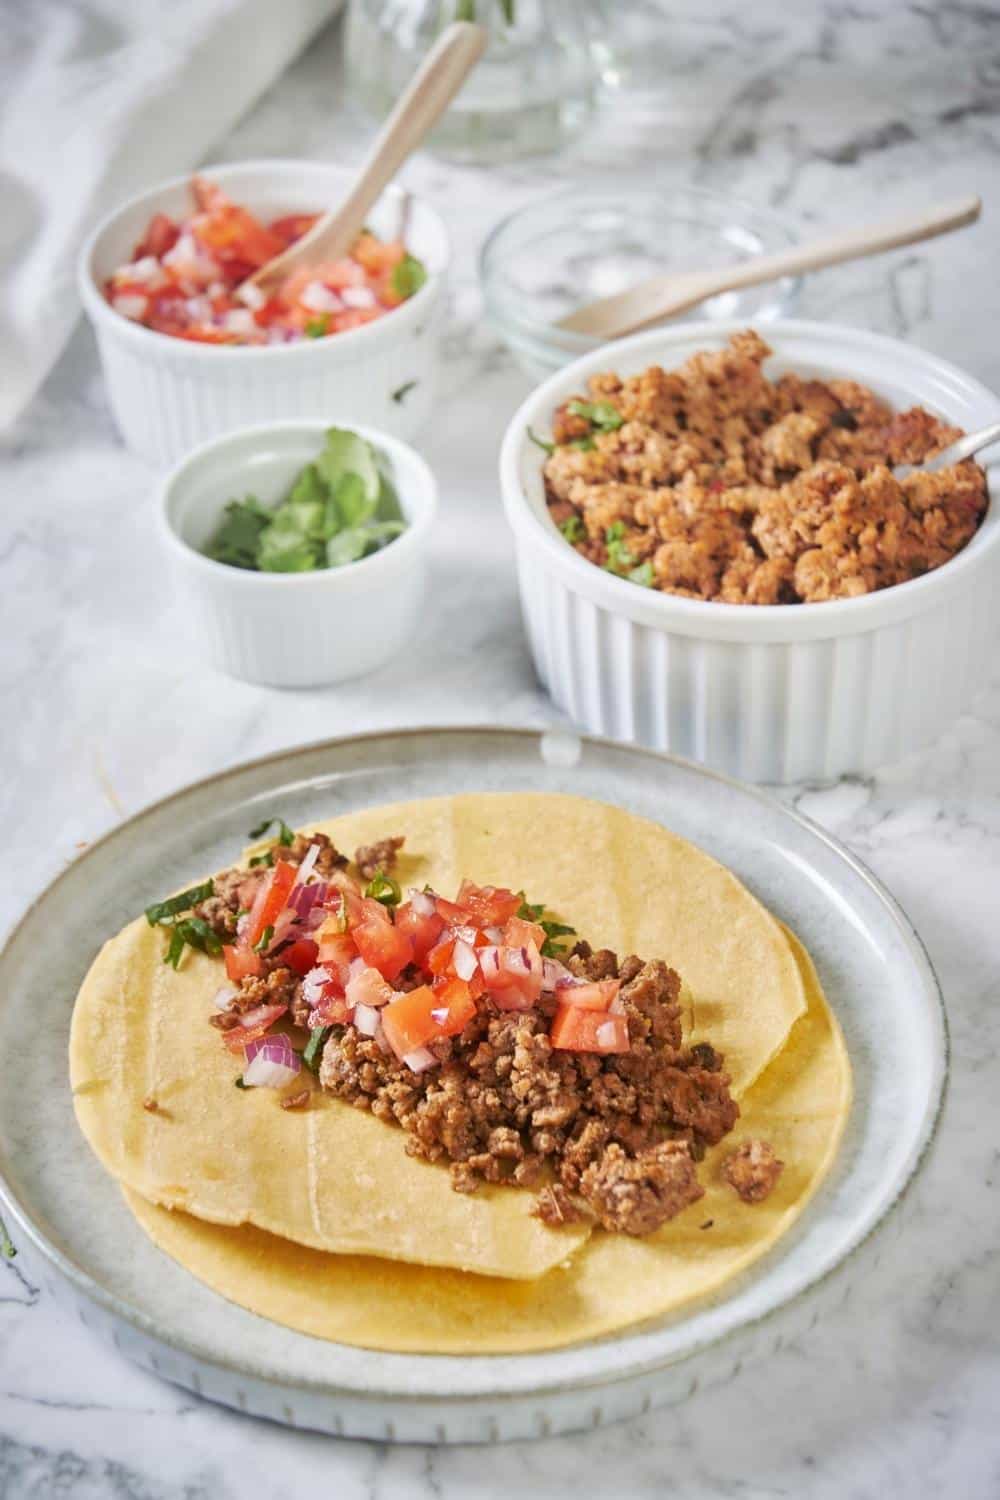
[0,0,338,430]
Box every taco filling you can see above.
[146,820,772,1238]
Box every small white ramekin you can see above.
[79,160,449,466]
[501,319,1000,783]
[157,420,437,687]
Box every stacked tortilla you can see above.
[70,793,851,1354]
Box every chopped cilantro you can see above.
[390,253,428,301]
[391,380,418,404]
[204,497,272,570]
[569,435,596,451]
[517,897,576,958]
[365,872,401,908]
[604,522,637,576]
[527,426,555,456]
[253,924,274,954]
[628,561,655,588]
[0,1213,16,1259]
[559,515,585,545]
[304,316,329,338]
[164,916,223,969]
[248,817,295,845]
[302,1026,332,1073]
[145,879,214,928]
[203,429,406,576]
[248,850,274,868]
[567,399,623,432]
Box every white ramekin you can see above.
[157,420,437,687]
[501,319,1000,783]
[79,160,449,466]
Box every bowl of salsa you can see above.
[79,159,450,463]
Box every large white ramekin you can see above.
[79,160,449,465]
[157,420,437,687]
[501,319,1000,783]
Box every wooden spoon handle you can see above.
[318,21,486,256]
[559,195,982,338]
[247,21,485,289]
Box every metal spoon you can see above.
[894,421,1000,480]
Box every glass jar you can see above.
[344,0,617,162]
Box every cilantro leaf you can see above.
[628,561,655,588]
[163,916,222,970]
[253,924,274,954]
[390,253,428,301]
[302,1025,332,1073]
[391,380,417,404]
[317,428,381,509]
[559,515,585,544]
[304,316,329,338]
[248,817,295,845]
[527,427,555,456]
[145,880,214,927]
[568,399,623,432]
[204,498,272,570]
[517,896,576,958]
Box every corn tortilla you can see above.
[71,793,809,1282]
[123,926,849,1353]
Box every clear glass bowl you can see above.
[480,184,802,377]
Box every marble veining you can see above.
[3,0,1000,1494]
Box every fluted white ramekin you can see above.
[501,320,1000,783]
[79,160,449,465]
[157,420,437,687]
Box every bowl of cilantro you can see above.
[157,421,437,686]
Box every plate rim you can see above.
[0,724,948,1403]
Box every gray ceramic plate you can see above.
[0,728,945,1443]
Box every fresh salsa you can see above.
[104,176,428,346]
[142,822,783,1236]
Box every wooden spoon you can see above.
[558,196,982,339]
[244,21,487,296]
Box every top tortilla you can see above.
[70,792,806,1280]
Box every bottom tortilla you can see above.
[123,927,851,1355]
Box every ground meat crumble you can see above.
[317,943,740,1236]
[544,331,988,604]
[722,1139,784,1203]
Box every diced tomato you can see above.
[281,937,319,976]
[245,859,297,949]
[431,894,467,925]
[315,930,357,984]
[394,900,445,964]
[269,212,320,246]
[555,979,620,1011]
[135,212,179,260]
[191,199,285,271]
[222,1003,288,1052]
[223,944,263,982]
[503,914,547,950]
[479,941,543,1006]
[456,881,522,928]
[550,1005,629,1054]
[426,937,455,977]
[345,964,395,1010]
[491,984,535,1011]
[381,984,449,1058]
[353,233,406,274]
[311,992,354,1025]
[253,295,287,328]
[353,916,413,982]
[326,873,365,926]
[429,975,479,1035]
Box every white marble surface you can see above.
[3,2,1000,1494]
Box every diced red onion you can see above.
[375,1023,392,1055]
[410,888,436,918]
[212,984,238,1011]
[290,879,328,919]
[243,1034,301,1088]
[453,924,479,946]
[301,904,328,931]
[295,840,322,887]
[302,966,332,1006]
[505,946,530,975]
[237,1002,285,1029]
[543,959,575,991]
[266,907,299,952]
[353,1003,381,1037]
[402,1046,437,1074]
[236,912,250,940]
[430,1006,450,1025]
[484,926,503,943]
[479,945,501,980]
[452,938,478,981]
